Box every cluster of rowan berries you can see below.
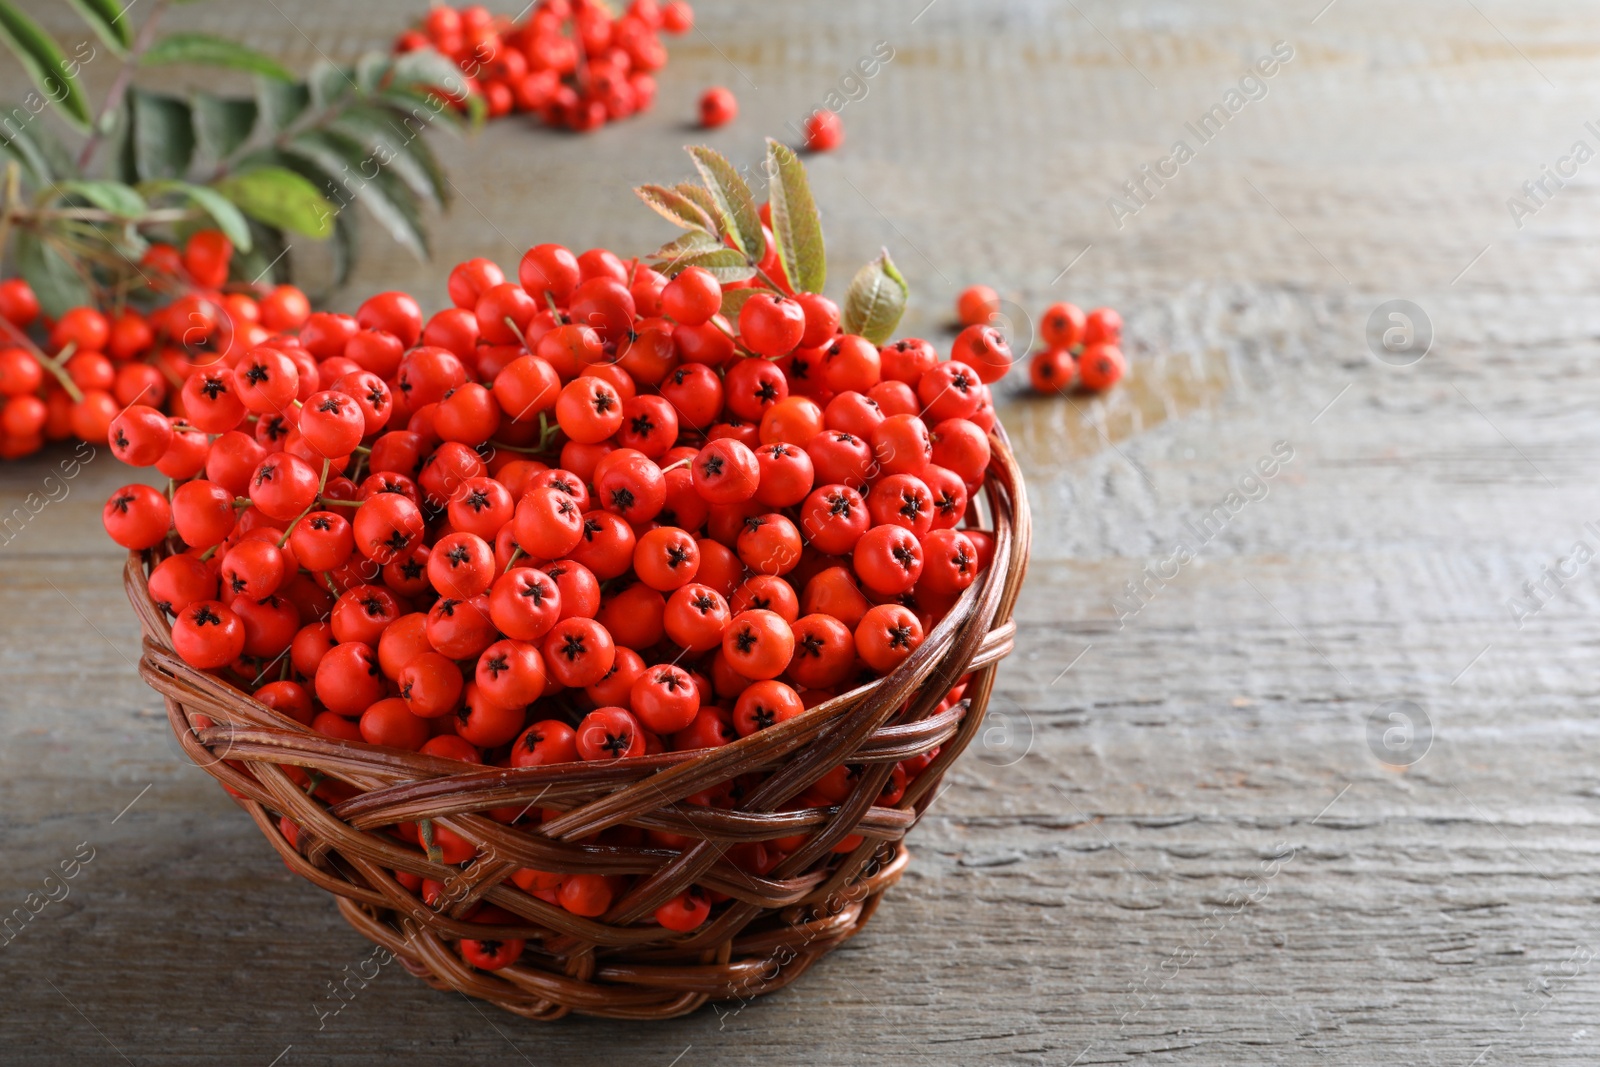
[99,236,998,955]
[954,285,1125,395]
[0,232,310,461]
[394,0,692,131]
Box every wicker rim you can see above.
[126,428,1031,1019]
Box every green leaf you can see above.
[307,59,353,110]
[651,230,722,261]
[719,286,774,321]
[58,179,146,217]
[106,96,138,183]
[765,138,825,295]
[15,230,91,317]
[391,49,468,94]
[376,86,464,134]
[686,146,764,262]
[331,103,448,208]
[192,92,258,161]
[230,218,287,286]
[282,131,428,258]
[675,182,721,223]
[387,51,484,130]
[841,249,909,345]
[128,89,195,180]
[0,2,92,130]
[660,247,756,283]
[143,33,295,81]
[0,113,65,187]
[328,208,359,292]
[214,165,335,239]
[140,178,254,250]
[355,53,392,95]
[64,0,130,55]
[256,78,310,133]
[636,184,715,234]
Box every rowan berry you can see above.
[543,616,616,688]
[1078,343,1126,391]
[172,600,247,669]
[1028,349,1076,394]
[655,889,710,931]
[853,524,924,596]
[721,608,795,680]
[692,437,760,504]
[957,285,1000,327]
[732,679,803,736]
[738,292,806,358]
[1083,306,1122,346]
[786,613,855,688]
[577,706,644,760]
[504,716,581,778]
[804,109,843,151]
[102,484,171,549]
[699,85,736,127]
[951,324,1013,384]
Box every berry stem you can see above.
[277,459,332,547]
[418,818,443,866]
[753,266,788,294]
[0,162,19,256]
[0,319,83,403]
[502,314,531,352]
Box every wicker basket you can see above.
[125,429,1030,1020]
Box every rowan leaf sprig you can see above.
[636,141,907,344]
[0,0,475,313]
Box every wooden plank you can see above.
[5,0,1600,1063]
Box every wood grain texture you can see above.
[5,0,1600,1063]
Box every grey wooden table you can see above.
[4,0,1599,1063]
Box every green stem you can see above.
[418,819,443,866]
[0,320,81,402]
[484,439,547,454]
[0,163,20,256]
[7,206,194,225]
[77,0,173,172]
[276,460,333,546]
[753,265,789,294]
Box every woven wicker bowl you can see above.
[125,429,1030,1020]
